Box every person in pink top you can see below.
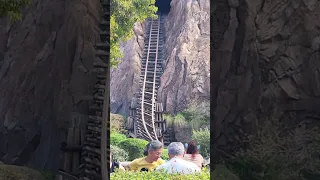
[183,140,204,168]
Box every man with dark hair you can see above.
[129,140,165,172]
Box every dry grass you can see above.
[229,119,320,180]
[0,164,45,180]
[110,113,126,133]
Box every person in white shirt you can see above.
[155,142,201,174]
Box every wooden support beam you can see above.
[63,127,74,172]
[72,121,80,173]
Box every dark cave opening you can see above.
[155,0,172,14]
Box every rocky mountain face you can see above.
[157,0,210,114]
[212,0,320,160]
[110,23,145,116]
[0,0,102,170]
[110,0,210,116]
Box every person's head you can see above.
[143,143,150,156]
[147,140,163,161]
[186,140,199,154]
[167,142,185,159]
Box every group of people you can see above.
[110,140,205,174]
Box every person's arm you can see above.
[155,164,164,171]
[128,160,138,171]
[118,164,125,171]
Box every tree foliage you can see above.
[110,0,158,67]
[0,0,31,22]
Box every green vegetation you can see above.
[181,101,210,129]
[110,113,126,134]
[192,128,210,158]
[118,138,149,161]
[110,166,241,180]
[163,114,174,127]
[111,168,210,180]
[110,132,127,146]
[227,120,320,180]
[110,0,158,66]
[164,101,210,130]
[161,148,169,160]
[0,0,31,22]
[111,144,129,162]
[173,113,187,127]
[39,170,55,180]
[0,164,45,180]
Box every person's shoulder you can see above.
[131,157,145,163]
[185,159,200,167]
[130,157,145,166]
[197,154,204,159]
[157,158,166,164]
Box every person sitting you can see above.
[129,140,165,172]
[183,140,204,168]
[155,142,201,174]
[110,152,125,173]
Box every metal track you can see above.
[78,1,110,180]
[135,15,165,141]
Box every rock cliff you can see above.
[212,0,320,160]
[157,0,210,113]
[110,0,210,115]
[0,0,102,170]
[110,23,145,116]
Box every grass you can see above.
[0,164,45,180]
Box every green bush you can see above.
[110,132,127,146]
[228,120,320,180]
[163,114,174,127]
[110,145,129,162]
[161,148,169,160]
[212,165,240,180]
[110,113,126,133]
[173,113,187,128]
[181,101,210,129]
[110,169,210,180]
[192,128,210,158]
[118,138,149,161]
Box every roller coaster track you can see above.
[135,15,165,141]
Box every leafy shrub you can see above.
[110,168,210,180]
[212,165,240,180]
[110,145,129,162]
[110,113,126,133]
[173,113,187,128]
[228,120,320,180]
[110,132,127,146]
[163,114,174,127]
[161,148,169,160]
[181,101,210,129]
[118,138,149,161]
[192,128,210,158]
[39,170,54,180]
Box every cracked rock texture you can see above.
[0,0,102,171]
[110,0,210,116]
[110,23,145,116]
[212,0,320,160]
[158,0,210,113]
